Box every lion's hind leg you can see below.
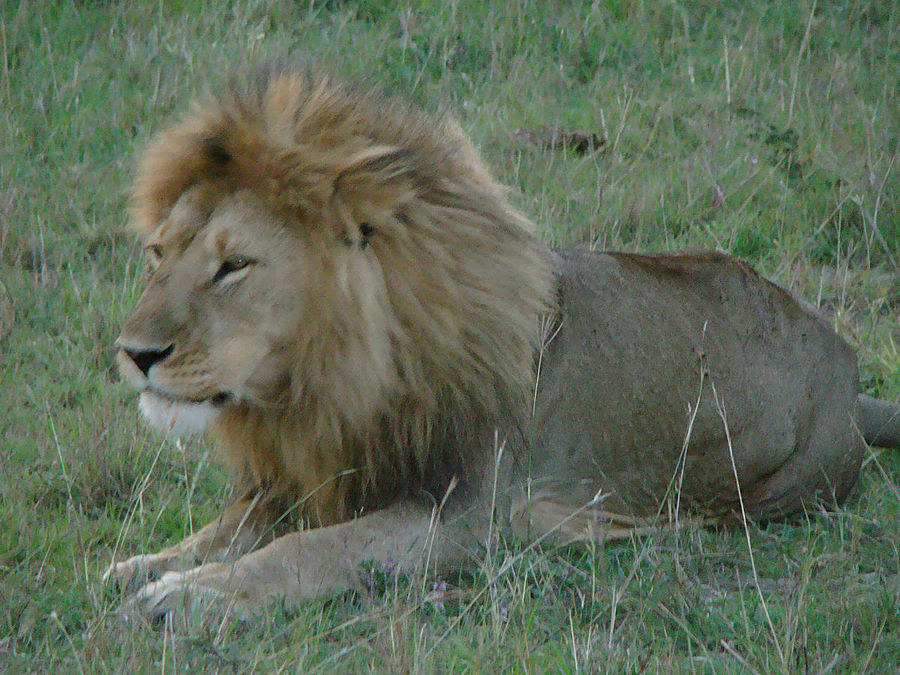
[104,496,286,594]
[509,490,693,546]
[739,425,866,520]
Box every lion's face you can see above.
[118,186,311,436]
[120,68,555,453]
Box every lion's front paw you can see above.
[103,550,198,595]
[132,568,223,618]
[126,563,257,622]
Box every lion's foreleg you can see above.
[105,496,285,594]
[131,499,483,618]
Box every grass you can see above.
[1,0,898,671]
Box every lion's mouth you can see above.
[208,392,234,407]
[138,389,233,437]
[143,388,234,407]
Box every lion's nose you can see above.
[121,344,174,377]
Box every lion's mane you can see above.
[131,66,556,523]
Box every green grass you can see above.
[2,0,898,671]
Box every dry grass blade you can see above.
[709,378,787,670]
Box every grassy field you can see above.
[2,0,898,671]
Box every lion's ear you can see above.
[200,134,233,169]
[334,147,418,216]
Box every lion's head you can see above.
[118,66,555,519]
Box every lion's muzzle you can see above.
[116,337,233,437]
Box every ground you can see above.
[1,1,898,672]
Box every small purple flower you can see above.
[432,578,447,610]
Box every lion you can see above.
[105,65,900,619]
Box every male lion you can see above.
[106,66,900,618]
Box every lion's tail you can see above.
[856,394,900,448]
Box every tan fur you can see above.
[107,65,899,619]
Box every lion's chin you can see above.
[138,390,222,438]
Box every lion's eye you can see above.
[213,254,252,283]
[144,244,163,269]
